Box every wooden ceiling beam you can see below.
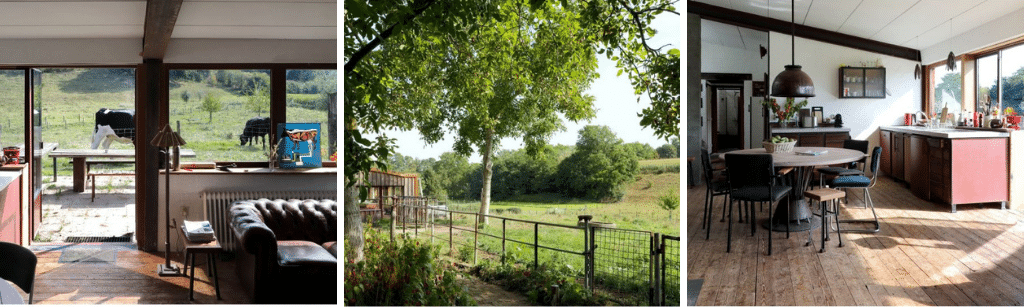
[141,0,184,60]
[687,1,921,62]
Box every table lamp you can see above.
[151,124,186,276]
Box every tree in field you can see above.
[398,2,599,225]
[343,0,678,260]
[200,93,222,123]
[181,90,192,103]
[656,143,677,158]
[245,83,270,117]
[556,125,639,202]
[422,152,475,201]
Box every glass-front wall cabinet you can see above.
[839,67,886,98]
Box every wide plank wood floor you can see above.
[5,245,250,304]
[688,176,1024,306]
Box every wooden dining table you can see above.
[725,146,866,232]
[49,148,196,193]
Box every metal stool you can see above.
[804,188,845,253]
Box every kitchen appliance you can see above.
[802,115,816,128]
[834,114,843,128]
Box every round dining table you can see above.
[725,146,866,232]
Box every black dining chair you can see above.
[724,153,791,255]
[701,148,731,240]
[0,241,36,304]
[823,146,882,233]
[817,139,870,182]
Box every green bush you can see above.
[555,125,639,202]
[345,231,475,306]
[473,259,602,306]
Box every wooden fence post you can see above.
[501,219,506,264]
[534,223,539,269]
[449,211,453,257]
[473,211,479,265]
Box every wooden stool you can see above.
[804,188,845,253]
[177,226,222,301]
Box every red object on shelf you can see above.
[2,147,19,165]
[904,113,913,126]
[1006,115,1022,130]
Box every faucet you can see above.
[915,111,929,126]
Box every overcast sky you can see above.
[377,13,680,164]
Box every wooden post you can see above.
[389,200,396,243]
[501,219,506,264]
[473,211,479,265]
[429,199,434,245]
[449,211,453,257]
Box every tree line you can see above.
[389,126,678,203]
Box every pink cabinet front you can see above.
[951,138,1008,205]
[0,176,20,243]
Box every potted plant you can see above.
[763,97,809,127]
[763,135,797,153]
[1005,106,1022,130]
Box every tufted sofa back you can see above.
[234,198,337,244]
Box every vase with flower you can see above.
[1005,106,1021,130]
[763,97,809,127]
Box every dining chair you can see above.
[701,148,731,240]
[0,241,36,304]
[724,153,791,255]
[824,146,882,233]
[817,139,869,183]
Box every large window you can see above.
[168,67,337,164]
[169,69,271,162]
[1000,44,1024,114]
[285,70,337,161]
[0,70,25,149]
[977,54,998,112]
[931,61,962,116]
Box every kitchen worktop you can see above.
[772,127,852,133]
[881,126,1010,138]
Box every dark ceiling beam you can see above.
[141,0,184,60]
[687,1,921,62]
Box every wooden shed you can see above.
[361,168,421,202]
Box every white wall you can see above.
[769,32,922,151]
[0,38,336,65]
[922,6,1024,64]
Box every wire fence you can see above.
[360,196,682,306]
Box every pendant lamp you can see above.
[771,0,814,97]
[946,18,956,70]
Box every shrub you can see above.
[474,259,602,306]
[507,207,522,214]
[554,125,639,202]
[656,143,678,158]
[345,231,475,306]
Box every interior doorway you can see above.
[710,86,743,152]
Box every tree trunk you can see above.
[208,112,213,123]
[478,128,494,225]
[344,177,364,262]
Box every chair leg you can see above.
[706,194,715,240]
[819,198,827,253]
[805,200,813,247]
[720,195,728,222]
[785,203,790,239]
[738,201,745,223]
[727,198,733,253]
[702,188,710,229]
[835,187,881,233]
[834,200,844,247]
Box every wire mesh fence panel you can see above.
[592,227,653,305]
[662,235,680,306]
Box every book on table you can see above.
[182,220,215,242]
[796,150,828,156]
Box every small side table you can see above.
[178,226,222,301]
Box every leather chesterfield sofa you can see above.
[230,198,337,304]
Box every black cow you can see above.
[240,117,271,148]
[94,108,135,142]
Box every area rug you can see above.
[687,279,704,306]
[58,248,118,263]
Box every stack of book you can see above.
[182,220,215,243]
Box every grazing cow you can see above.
[240,117,270,148]
[92,108,135,149]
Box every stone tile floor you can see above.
[34,175,136,243]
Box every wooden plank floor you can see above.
[688,176,1024,306]
[5,245,250,304]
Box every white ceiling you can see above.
[694,0,1024,52]
[0,0,335,40]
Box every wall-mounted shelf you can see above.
[839,67,885,98]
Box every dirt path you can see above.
[456,273,533,306]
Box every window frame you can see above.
[162,63,336,166]
[924,58,963,115]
